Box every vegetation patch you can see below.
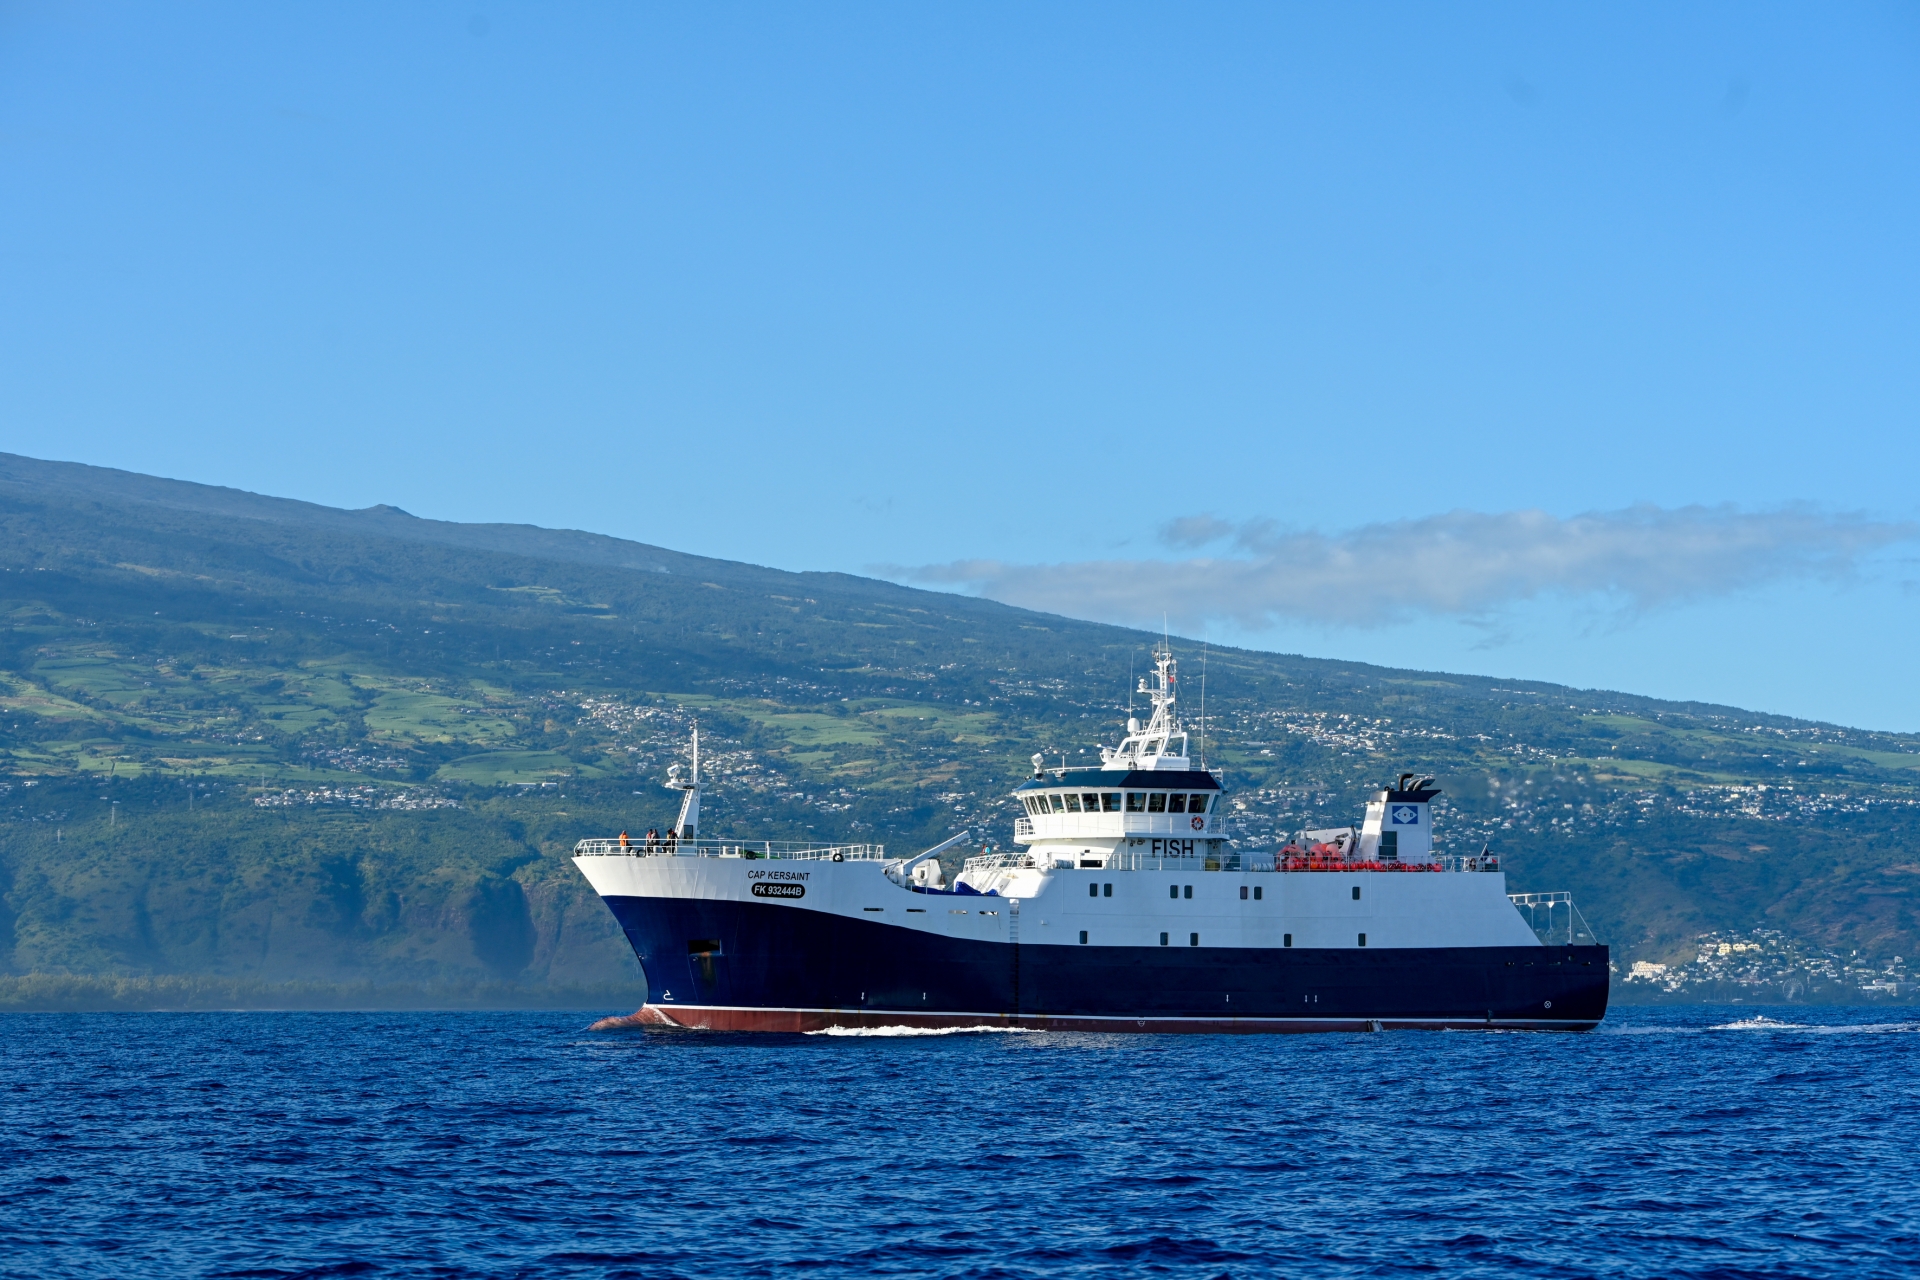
[434,751,580,785]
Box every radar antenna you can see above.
[1099,639,1190,771]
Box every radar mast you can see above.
[1100,644,1190,771]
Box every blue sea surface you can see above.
[2,1006,1916,1279]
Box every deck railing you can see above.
[963,851,1037,873]
[1010,813,1218,841]
[574,838,888,861]
[969,849,1496,874]
[1508,892,1598,946]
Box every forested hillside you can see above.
[2,452,1916,1008]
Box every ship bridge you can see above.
[1012,645,1226,861]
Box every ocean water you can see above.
[2,1008,1916,1279]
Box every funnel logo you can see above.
[1389,804,1420,825]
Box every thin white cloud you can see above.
[894,505,1916,631]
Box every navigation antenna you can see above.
[1199,636,1209,769]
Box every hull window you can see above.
[1284,933,1292,947]
[1079,931,1088,944]
[1240,885,1248,900]
[1089,883,1099,898]
[1254,886,1263,901]
[1190,933,1200,947]
[1169,884,1178,899]
[1352,885,1361,900]
[1358,933,1367,947]
[1103,883,1113,897]
[1160,932,1169,946]
[1184,885,1193,899]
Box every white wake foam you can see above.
[1707,1016,1919,1034]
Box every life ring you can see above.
[831,852,844,862]
[1190,816,1204,830]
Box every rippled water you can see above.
[3,1006,1917,1278]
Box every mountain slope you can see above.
[1,452,1916,1006]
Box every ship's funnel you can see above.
[1358,780,1441,862]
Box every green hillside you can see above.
[1,452,1916,1008]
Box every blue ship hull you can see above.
[599,895,1610,1033]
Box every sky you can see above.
[2,3,1918,729]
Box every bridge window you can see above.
[1064,793,1082,813]
[1025,797,1043,816]
[1081,793,1100,810]
[1167,793,1187,813]
[1101,793,1121,812]
[1126,792,1146,812]
[1147,793,1167,813]
[1049,794,1066,814]
[1380,831,1398,860]
[1188,794,1211,813]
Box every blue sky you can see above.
[3,3,1917,728]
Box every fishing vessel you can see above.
[573,647,1609,1032]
